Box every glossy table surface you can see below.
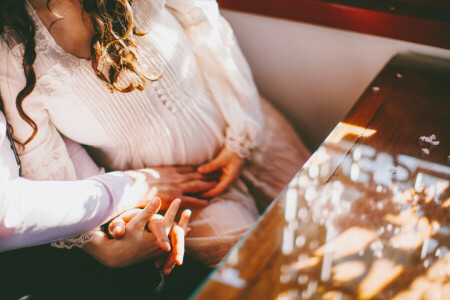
[191,54,450,300]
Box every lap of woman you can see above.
[185,96,310,266]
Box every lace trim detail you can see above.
[2,4,91,98]
[24,1,87,66]
[225,127,254,159]
[50,232,94,249]
[0,2,92,98]
[4,2,91,97]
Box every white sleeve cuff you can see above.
[89,171,139,222]
[225,127,255,159]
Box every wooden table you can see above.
[190,54,450,300]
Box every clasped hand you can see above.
[85,151,244,273]
[125,166,220,210]
[197,148,246,198]
[126,148,245,210]
[84,197,190,275]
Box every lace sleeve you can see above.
[51,232,95,249]
[165,0,264,158]
[225,128,254,159]
[0,40,77,181]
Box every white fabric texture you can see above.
[0,113,141,252]
[166,0,263,158]
[0,0,311,264]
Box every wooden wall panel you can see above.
[218,0,450,49]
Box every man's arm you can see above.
[0,172,138,252]
[0,112,138,252]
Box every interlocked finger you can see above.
[149,215,171,252]
[108,207,149,238]
[200,171,237,198]
[108,218,126,239]
[180,180,218,194]
[178,209,191,232]
[162,252,176,275]
[182,171,221,182]
[173,166,195,173]
[154,209,191,275]
[179,196,208,208]
[116,209,142,223]
[163,198,181,228]
[128,197,161,229]
[171,224,185,265]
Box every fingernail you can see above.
[176,255,184,265]
[163,242,171,251]
[197,166,205,172]
[113,227,123,237]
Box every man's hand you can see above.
[83,198,190,271]
[125,166,219,210]
[197,148,245,198]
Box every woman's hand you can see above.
[125,166,219,210]
[107,198,192,274]
[197,148,246,198]
[155,211,191,275]
[83,198,189,271]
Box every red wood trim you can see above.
[218,0,450,49]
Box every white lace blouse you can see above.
[0,0,263,180]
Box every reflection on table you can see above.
[276,135,449,300]
[191,54,450,299]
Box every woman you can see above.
[1,105,196,277]
[0,0,310,266]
